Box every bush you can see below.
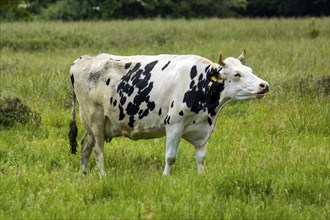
[0,97,41,128]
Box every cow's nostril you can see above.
[259,83,269,93]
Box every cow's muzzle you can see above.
[260,82,269,92]
[255,82,269,99]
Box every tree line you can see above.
[1,0,329,21]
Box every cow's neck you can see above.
[207,82,232,121]
[204,80,225,116]
[217,97,232,114]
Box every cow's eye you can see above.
[234,73,241,78]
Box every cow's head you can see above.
[216,49,269,100]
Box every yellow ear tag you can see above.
[211,76,217,82]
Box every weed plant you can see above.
[0,18,329,219]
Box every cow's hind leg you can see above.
[82,107,106,176]
[195,143,207,174]
[93,135,106,176]
[80,131,95,175]
[163,125,182,176]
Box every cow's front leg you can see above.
[195,143,207,174]
[80,132,95,175]
[163,126,182,176]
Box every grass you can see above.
[0,18,329,219]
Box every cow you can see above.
[68,49,269,176]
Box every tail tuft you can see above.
[69,119,78,154]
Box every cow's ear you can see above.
[237,49,246,65]
[210,66,226,83]
[218,51,226,66]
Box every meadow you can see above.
[0,18,329,219]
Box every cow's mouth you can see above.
[254,91,267,99]
[255,93,265,99]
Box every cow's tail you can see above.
[68,90,78,154]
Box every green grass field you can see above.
[0,18,329,219]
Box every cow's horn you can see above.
[218,52,225,66]
[237,49,246,65]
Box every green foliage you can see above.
[0,97,41,127]
[3,0,329,21]
[0,18,329,219]
[245,0,330,17]
[308,18,320,38]
[1,0,248,21]
[0,0,33,21]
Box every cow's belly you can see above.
[104,116,166,140]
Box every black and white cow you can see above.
[68,50,269,176]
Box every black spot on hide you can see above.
[128,115,135,127]
[120,96,126,105]
[139,109,149,119]
[183,65,224,117]
[171,101,174,108]
[147,102,155,111]
[205,65,210,72]
[198,74,203,81]
[162,61,171,71]
[119,105,125,120]
[208,117,212,126]
[116,60,158,127]
[179,110,184,116]
[164,115,171,125]
[158,108,162,115]
[190,65,197,79]
[126,102,139,115]
[106,78,111,86]
[190,80,195,89]
[125,62,132,69]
